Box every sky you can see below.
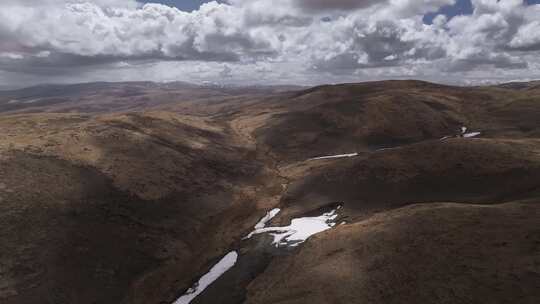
[144,0,222,12]
[1,0,540,88]
[423,0,473,23]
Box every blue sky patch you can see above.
[144,0,216,12]
[423,0,473,24]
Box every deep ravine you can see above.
[172,204,343,304]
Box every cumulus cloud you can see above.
[385,0,457,17]
[0,0,539,88]
[1,0,139,7]
[509,21,540,51]
[0,2,277,61]
[293,0,384,12]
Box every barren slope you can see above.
[0,111,285,304]
[1,80,539,304]
[246,202,540,304]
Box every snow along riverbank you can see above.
[244,207,341,247]
[173,251,238,304]
[308,153,358,161]
[172,205,342,303]
[442,126,482,140]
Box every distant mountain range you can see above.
[0,81,305,115]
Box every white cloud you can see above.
[292,0,384,12]
[509,20,540,50]
[386,0,456,18]
[0,0,538,87]
[0,52,24,60]
[0,0,139,7]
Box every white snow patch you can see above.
[375,147,400,152]
[243,208,281,240]
[463,132,481,138]
[309,153,358,161]
[7,100,19,104]
[254,208,281,229]
[173,251,238,304]
[245,208,340,247]
[461,126,481,138]
[440,135,452,141]
[441,126,481,140]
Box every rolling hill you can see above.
[0,80,539,304]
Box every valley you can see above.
[0,80,539,304]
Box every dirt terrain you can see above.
[0,111,285,304]
[0,80,539,304]
[246,202,540,304]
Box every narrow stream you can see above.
[171,124,480,302]
[172,205,342,304]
